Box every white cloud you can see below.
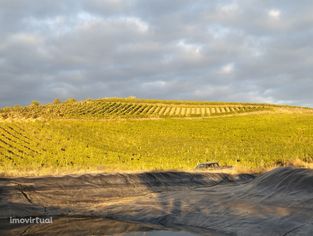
[77,15,149,33]
[217,2,239,14]
[193,85,231,98]
[0,1,313,107]
[23,12,149,36]
[77,11,101,23]
[208,25,232,39]
[219,63,235,75]
[9,33,43,45]
[23,16,73,37]
[177,39,202,55]
[121,17,149,33]
[268,9,281,19]
[142,80,167,89]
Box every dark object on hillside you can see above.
[195,162,232,170]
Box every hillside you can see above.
[0,98,312,176]
[0,98,294,120]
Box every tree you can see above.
[53,98,61,104]
[66,98,77,103]
[31,100,40,106]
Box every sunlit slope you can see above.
[1,112,313,176]
[0,98,278,119]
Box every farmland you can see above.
[0,98,274,119]
[0,98,313,176]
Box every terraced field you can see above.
[0,98,273,120]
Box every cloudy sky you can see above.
[0,0,312,107]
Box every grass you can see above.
[1,109,313,176]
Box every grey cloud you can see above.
[0,0,312,107]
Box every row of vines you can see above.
[0,100,270,119]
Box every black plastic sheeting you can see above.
[0,168,312,235]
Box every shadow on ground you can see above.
[0,168,313,235]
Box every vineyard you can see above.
[0,98,312,176]
[0,98,275,120]
[1,111,313,176]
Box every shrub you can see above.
[66,98,77,103]
[53,98,61,104]
[31,100,40,106]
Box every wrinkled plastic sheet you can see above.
[0,168,313,235]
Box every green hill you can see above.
[0,98,312,176]
[0,97,289,119]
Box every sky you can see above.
[0,0,312,107]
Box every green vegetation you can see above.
[0,98,312,176]
[53,98,61,104]
[31,100,40,106]
[0,97,275,120]
[0,102,313,175]
[66,98,77,103]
